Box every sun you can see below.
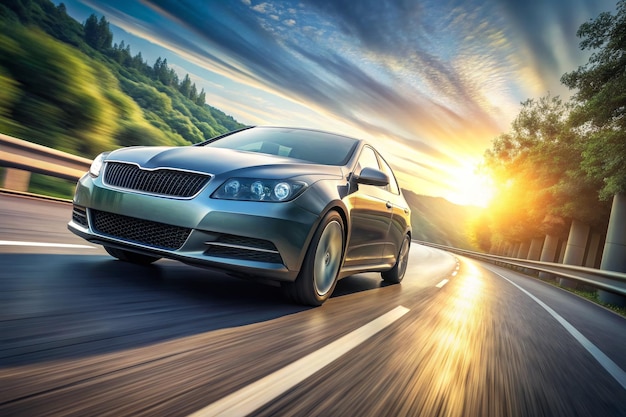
[446,165,495,208]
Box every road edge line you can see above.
[489,267,626,391]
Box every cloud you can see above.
[252,2,270,13]
[299,0,428,55]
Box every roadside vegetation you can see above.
[471,0,626,252]
[560,286,626,317]
[532,273,626,317]
[0,0,245,161]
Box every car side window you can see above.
[357,146,380,173]
[378,155,400,195]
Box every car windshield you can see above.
[203,127,359,166]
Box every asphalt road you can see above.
[1,193,625,416]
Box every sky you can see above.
[60,0,616,206]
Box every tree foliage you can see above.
[482,96,571,241]
[561,0,626,199]
[478,95,610,246]
[0,24,118,155]
[84,14,112,51]
[0,0,84,46]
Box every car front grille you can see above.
[205,246,284,263]
[103,162,211,198]
[216,234,278,251]
[91,210,191,250]
[204,234,283,264]
[72,205,88,227]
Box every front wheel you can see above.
[282,211,344,306]
[104,246,161,265]
[382,235,410,283]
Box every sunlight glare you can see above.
[446,164,495,207]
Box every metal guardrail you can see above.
[0,133,91,181]
[418,241,626,297]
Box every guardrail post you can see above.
[585,232,603,268]
[2,168,31,191]
[517,240,531,274]
[557,240,566,263]
[497,241,505,256]
[539,234,559,280]
[512,242,521,257]
[517,240,530,259]
[599,193,626,306]
[490,241,503,256]
[503,242,511,257]
[560,220,591,288]
[527,237,543,261]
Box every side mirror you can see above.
[354,167,389,187]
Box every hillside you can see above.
[403,190,483,250]
[0,0,245,158]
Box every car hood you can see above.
[104,146,344,179]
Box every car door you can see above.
[344,146,393,267]
[377,153,411,264]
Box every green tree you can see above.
[480,95,608,245]
[84,14,112,51]
[111,40,132,66]
[115,121,170,147]
[561,0,626,200]
[131,51,145,70]
[196,88,206,106]
[153,57,179,87]
[189,83,198,102]
[124,80,174,113]
[179,73,192,98]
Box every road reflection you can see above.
[406,261,494,416]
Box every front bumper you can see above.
[68,174,321,282]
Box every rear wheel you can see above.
[282,211,344,306]
[382,234,410,283]
[104,246,161,265]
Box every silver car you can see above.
[68,126,412,305]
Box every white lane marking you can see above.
[436,279,449,288]
[0,240,96,249]
[451,260,460,277]
[188,305,410,417]
[490,268,626,391]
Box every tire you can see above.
[104,246,161,265]
[382,234,410,284]
[282,211,344,306]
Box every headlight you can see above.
[89,152,108,177]
[212,178,307,202]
